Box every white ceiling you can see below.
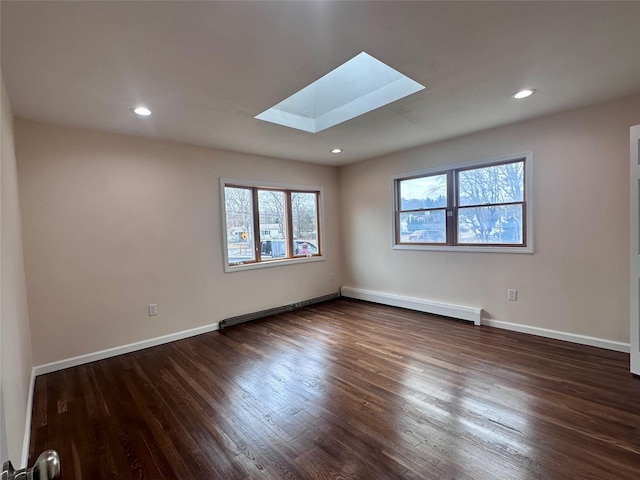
[2,1,639,166]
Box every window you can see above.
[394,153,532,252]
[222,180,322,270]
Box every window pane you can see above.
[458,161,524,207]
[457,204,523,244]
[291,192,318,256]
[399,174,447,210]
[258,190,287,258]
[224,187,255,263]
[399,210,446,243]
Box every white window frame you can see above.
[220,178,325,272]
[392,152,533,253]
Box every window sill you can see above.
[393,244,533,254]
[224,255,325,273]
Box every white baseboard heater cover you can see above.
[340,286,482,325]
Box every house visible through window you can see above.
[222,181,322,270]
[394,154,531,251]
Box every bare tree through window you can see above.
[223,183,321,266]
[395,157,526,247]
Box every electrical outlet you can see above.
[148,304,158,316]
[329,271,334,282]
[507,289,517,301]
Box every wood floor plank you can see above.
[29,298,640,479]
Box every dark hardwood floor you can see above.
[29,298,640,479]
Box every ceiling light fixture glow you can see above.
[133,106,152,116]
[511,89,535,99]
[331,148,343,154]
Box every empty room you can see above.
[2,1,640,479]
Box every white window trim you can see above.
[220,178,326,272]
[391,151,533,254]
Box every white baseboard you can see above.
[482,318,630,353]
[339,286,629,353]
[340,286,482,325]
[20,368,35,468]
[33,322,220,377]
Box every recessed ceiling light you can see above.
[331,148,343,154]
[511,89,535,99]
[132,106,152,116]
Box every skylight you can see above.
[255,52,425,133]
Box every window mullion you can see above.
[447,170,456,246]
[285,191,294,257]
[252,188,261,262]
[394,181,402,244]
[315,192,321,255]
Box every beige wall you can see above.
[10,92,640,369]
[340,93,640,344]
[15,120,342,366]
[1,76,33,464]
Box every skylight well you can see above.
[255,52,425,133]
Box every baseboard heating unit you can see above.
[340,286,482,325]
[219,292,341,330]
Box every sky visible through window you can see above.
[397,159,526,246]
[400,175,447,201]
